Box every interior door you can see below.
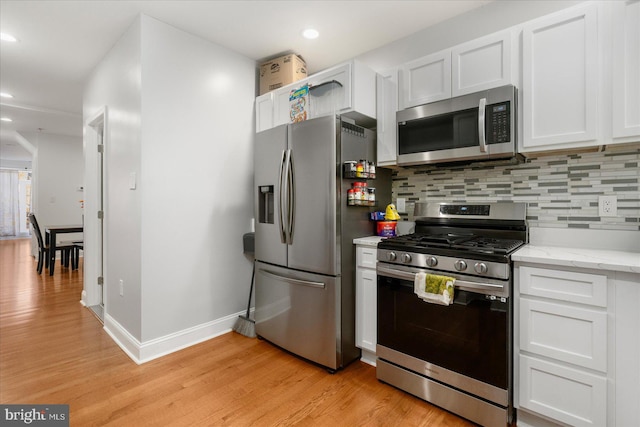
[254,125,288,267]
[287,116,338,275]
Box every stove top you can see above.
[376,202,528,279]
[390,233,525,255]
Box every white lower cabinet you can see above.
[515,262,640,427]
[515,264,608,427]
[355,244,377,366]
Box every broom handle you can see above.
[246,261,255,318]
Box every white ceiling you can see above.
[0,0,492,162]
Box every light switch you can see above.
[396,198,406,213]
[129,172,136,190]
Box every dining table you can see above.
[45,224,83,276]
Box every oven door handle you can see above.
[376,265,506,294]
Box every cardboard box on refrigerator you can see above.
[259,54,307,95]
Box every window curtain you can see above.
[0,170,20,237]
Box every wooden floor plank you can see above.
[0,238,474,426]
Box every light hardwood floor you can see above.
[0,238,474,426]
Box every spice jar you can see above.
[367,187,376,206]
[356,160,365,178]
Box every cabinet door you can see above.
[308,63,351,118]
[355,267,377,353]
[519,355,607,427]
[273,85,294,127]
[452,30,513,97]
[519,265,607,307]
[376,69,398,166]
[255,92,273,132]
[399,50,451,109]
[612,0,640,139]
[520,297,607,371]
[522,3,599,149]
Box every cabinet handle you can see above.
[309,80,343,90]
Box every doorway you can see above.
[83,109,107,322]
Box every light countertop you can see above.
[512,245,640,274]
[353,236,385,247]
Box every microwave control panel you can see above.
[486,102,511,143]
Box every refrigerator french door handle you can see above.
[278,149,288,244]
[260,269,326,289]
[478,97,487,153]
[286,150,295,244]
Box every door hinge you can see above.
[97,144,104,153]
[97,210,104,219]
[97,276,104,285]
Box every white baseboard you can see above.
[360,349,377,367]
[103,310,248,364]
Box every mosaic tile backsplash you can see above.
[392,143,640,231]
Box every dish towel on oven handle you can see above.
[414,272,455,306]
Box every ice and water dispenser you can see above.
[258,185,274,224]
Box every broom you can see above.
[233,261,256,338]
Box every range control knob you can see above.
[454,260,467,271]
[388,251,397,262]
[401,253,412,264]
[426,256,438,267]
[474,262,488,274]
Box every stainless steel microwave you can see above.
[396,85,517,166]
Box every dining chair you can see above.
[28,213,75,275]
[72,242,83,270]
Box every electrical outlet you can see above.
[119,279,124,296]
[396,198,406,213]
[598,195,617,217]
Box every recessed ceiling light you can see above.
[1,117,13,122]
[0,33,18,42]
[302,28,319,40]
[0,92,14,98]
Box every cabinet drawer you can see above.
[356,246,377,269]
[519,355,606,427]
[519,265,607,307]
[520,298,607,371]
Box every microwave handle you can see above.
[478,97,487,153]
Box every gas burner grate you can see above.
[453,237,524,254]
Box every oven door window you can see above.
[377,275,509,389]
[398,108,479,154]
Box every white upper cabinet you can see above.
[451,30,514,97]
[307,63,352,120]
[376,68,398,166]
[273,85,295,128]
[521,3,599,150]
[399,50,451,109]
[399,30,515,110]
[612,0,640,140]
[255,60,376,133]
[255,92,274,133]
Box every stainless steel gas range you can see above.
[376,202,527,427]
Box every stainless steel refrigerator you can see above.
[254,115,391,371]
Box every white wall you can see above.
[21,131,83,247]
[139,15,255,341]
[83,17,143,338]
[83,14,256,358]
